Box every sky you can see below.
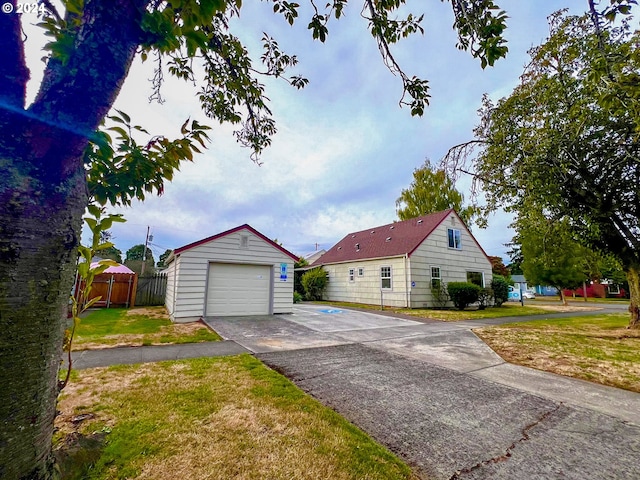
[24,0,587,263]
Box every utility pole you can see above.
[141,226,150,276]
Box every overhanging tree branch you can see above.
[0,0,29,112]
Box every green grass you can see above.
[78,308,170,337]
[312,300,589,321]
[475,313,640,392]
[55,355,417,480]
[73,307,221,350]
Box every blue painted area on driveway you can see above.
[319,308,343,314]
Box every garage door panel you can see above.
[207,263,271,316]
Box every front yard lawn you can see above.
[312,300,599,321]
[396,303,600,321]
[55,355,417,480]
[475,313,640,392]
[73,307,220,350]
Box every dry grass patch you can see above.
[55,356,418,480]
[397,303,596,321]
[475,313,640,392]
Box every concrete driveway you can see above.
[205,305,640,479]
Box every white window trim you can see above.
[348,268,355,282]
[357,267,364,277]
[380,266,392,290]
[430,266,441,289]
[608,284,620,295]
[447,228,462,250]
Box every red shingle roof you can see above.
[312,209,455,265]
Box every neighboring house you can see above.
[165,224,298,322]
[310,209,492,308]
[510,275,537,295]
[302,249,326,265]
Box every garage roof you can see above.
[173,224,298,260]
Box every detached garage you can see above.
[165,224,297,322]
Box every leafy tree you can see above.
[97,230,123,263]
[396,160,478,225]
[0,0,512,477]
[517,210,591,306]
[488,256,509,277]
[99,245,124,264]
[443,7,640,326]
[125,244,155,275]
[157,249,173,269]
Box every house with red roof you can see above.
[164,224,298,321]
[310,209,492,308]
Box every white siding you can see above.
[321,213,492,309]
[409,213,492,308]
[171,228,294,322]
[164,259,177,319]
[323,256,409,308]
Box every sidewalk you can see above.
[64,340,248,369]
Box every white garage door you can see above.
[206,263,271,316]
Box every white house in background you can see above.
[302,249,326,265]
[165,224,298,322]
[310,209,493,308]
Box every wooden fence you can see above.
[135,273,167,307]
[75,273,137,308]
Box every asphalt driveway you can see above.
[205,304,640,480]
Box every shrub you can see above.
[301,267,328,301]
[430,281,449,308]
[293,291,303,303]
[447,282,481,310]
[491,275,510,307]
[478,287,493,310]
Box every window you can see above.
[608,284,620,295]
[431,267,441,289]
[380,266,391,289]
[467,271,484,287]
[358,267,364,277]
[348,268,355,282]
[447,228,461,249]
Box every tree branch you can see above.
[30,0,151,143]
[0,1,29,112]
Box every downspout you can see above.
[404,254,410,308]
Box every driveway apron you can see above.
[205,305,640,480]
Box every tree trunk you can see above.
[0,146,86,479]
[0,1,147,476]
[627,266,640,329]
[558,288,568,306]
